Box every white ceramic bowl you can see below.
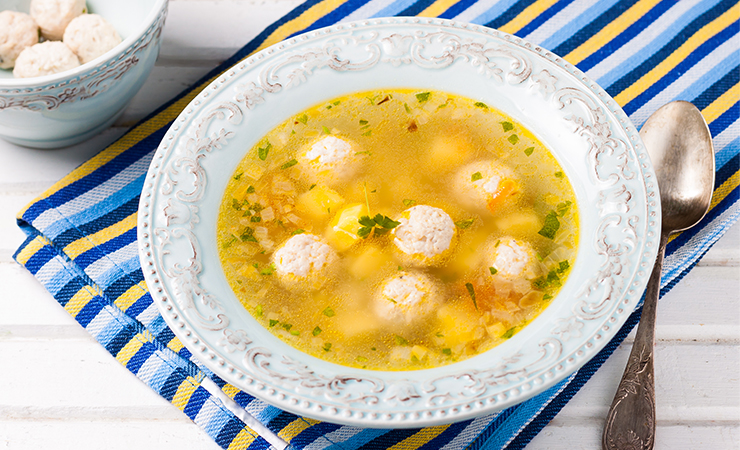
[0,0,168,148]
[138,18,661,428]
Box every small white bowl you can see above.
[0,0,168,148]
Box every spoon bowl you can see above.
[602,101,715,450]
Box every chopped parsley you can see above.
[357,214,400,238]
[323,342,332,352]
[555,171,564,178]
[403,198,416,207]
[255,304,263,317]
[260,263,276,276]
[543,294,553,300]
[269,319,278,327]
[322,306,336,317]
[246,185,255,194]
[455,218,475,229]
[489,266,498,275]
[502,327,517,339]
[442,348,452,356]
[508,134,519,145]
[322,125,331,135]
[501,121,514,132]
[309,183,317,190]
[312,326,322,336]
[359,119,369,126]
[233,172,243,180]
[416,92,431,103]
[361,129,372,137]
[280,159,298,170]
[524,146,534,156]
[239,227,257,242]
[394,335,409,346]
[250,216,261,222]
[465,282,478,310]
[471,171,483,181]
[291,229,306,235]
[258,142,271,161]
[537,210,560,239]
[296,114,308,125]
[474,101,488,109]
[222,237,236,249]
[557,200,573,217]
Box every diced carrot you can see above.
[487,179,518,212]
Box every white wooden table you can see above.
[1,1,738,448]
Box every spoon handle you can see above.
[602,232,668,450]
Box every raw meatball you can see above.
[272,233,338,291]
[298,135,366,186]
[454,160,520,214]
[393,205,456,266]
[30,0,86,41]
[63,13,121,64]
[375,272,441,325]
[0,11,39,69]
[13,41,80,78]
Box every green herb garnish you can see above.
[403,199,416,207]
[269,319,278,327]
[322,306,336,317]
[555,171,564,178]
[394,335,409,346]
[508,134,519,145]
[312,326,322,336]
[323,342,332,352]
[524,146,534,156]
[250,216,261,223]
[255,305,263,317]
[489,267,498,275]
[416,92,431,103]
[258,142,271,161]
[556,200,572,217]
[260,263,276,276]
[502,327,517,339]
[357,214,400,238]
[296,114,308,125]
[291,229,306,235]
[471,171,483,181]
[322,125,331,135]
[465,282,478,310]
[233,172,243,180]
[222,237,236,249]
[501,121,514,132]
[240,227,257,242]
[474,102,488,109]
[455,218,475,229]
[356,356,368,363]
[543,294,553,300]
[538,210,560,239]
[246,185,255,194]
[442,348,452,356]
[280,159,298,170]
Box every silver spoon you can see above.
[602,101,715,450]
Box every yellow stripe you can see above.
[227,428,257,450]
[702,82,739,124]
[64,286,96,317]
[115,333,146,366]
[614,7,739,106]
[252,0,350,55]
[222,383,241,399]
[167,336,186,354]
[63,213,138,259]
[14,235,50,265]
[498,0,560,35]
[114,281,149,311]
[277,418,321,441]
[564,0,661,65]
[172,376,200,411]
[387,425,449,449]
[418,0,460,18]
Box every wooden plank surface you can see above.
[0,1,738,448]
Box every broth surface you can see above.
[217,89,578,370]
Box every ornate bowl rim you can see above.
[138,17,661,428]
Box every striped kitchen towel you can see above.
[14,0,739,449]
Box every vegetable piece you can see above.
[537,211,560,239]
[465,282,478,310]
[348,245,389,279]
[494,210,542,237]
[436,304,478,347]
[486,179,519,212]
[325,203,368,251]
[295,185,345,220]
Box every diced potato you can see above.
[295,185,345,220]
[427,134,471,169]
[238,264,259,280]
[494,210,542,237]
[243,164,265,181]
[486,322,506,338]
[411,345,428,361]
[232,182,250,201]
[348,245,390,279]
[437,304,479,347]
[519,290,543,308]
[324,203,367,252]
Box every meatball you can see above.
[392,205,456,266]
[13,41,80,78]
[375,272,441,325]
[272,233,338,291]
[30,0,86,41]
[485,236,538,280]
[0,11,38,69]
[63,14,121,64]
[298,135,365,186]
[454,160,520,214]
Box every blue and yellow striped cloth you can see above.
[14,1,739,449]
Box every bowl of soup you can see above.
[138,18,661,428]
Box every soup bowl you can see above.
[138,18,660,428]
[0,0,168,148]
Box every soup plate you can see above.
[138,18,661,428]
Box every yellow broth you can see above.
[217,89,578,370]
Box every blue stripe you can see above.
[606,0,735,98]
[576,0,675,73]
[183,386,211,420]
[75,226,138,270]
[693,63,740,111]
[539,0,620,50]
[289,421,343,448]
[56,278,87,306]
[357,428,423,449]
[127,341,157,374]
[95,315,126,348]
[715,135,739,169]
[102,268,145,301]
[623,22,739,115]
[471,0,520,28]
[22,244,56,275]
[418,419,471,449]
[440,0,479,20]
[397,0,439,17]
[92,252,142,291]
[709,102,740,138]
[106,325,138,356]
[293,0,369,35]
[44,263,77,296]
[484,0,538,30]
[676,50,740,106]
[75,294,104,328]
[375,0,419,19]
[517,0,576,38]
[160,370,186,401]
[594,0,721,88]
[337,428,395,449]
[215,417,246,448]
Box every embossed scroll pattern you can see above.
[143,20,653,424]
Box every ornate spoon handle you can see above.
[602,232,668,450]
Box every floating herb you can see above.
[502,327,517,339]
[233,172,243,180]
[323,342,332,352]
[260,263,276,276]
[356,355,368,363]
[255,304,263,317]
[296,114,308,125]
[394,335,409,346]
[501,121,514,132]
[557,200,572,217]
[537,210,560,239]
[322,306,336,317]
[290,329,300,336]
[508,134,519,145]
[442,348,452,356]
[357,214,400,238]
[321,126,331,135]
[455,218,475,229]
[281,323,293,331]
[489,266,498,275]
[250,216,261,222]
[291,229,305,235]
[280,159,298,170]
[557,260,570,274]
[240,227,257,242]
[474,101,488,109]
[416,92,431,103]
[404,103,411,114]
[309,184,317,190]
[222,237,236,249]
[524,146,534,156]
[258,142,271,161]
[269,319,278,327]
[554,171,564,178]
[246,185,255,194]
[361,130,372,137]
[471,171,483,181]
[465,282,478,310]
[312,326,322,336]
[403,199,416,207]
[543,294,553,300]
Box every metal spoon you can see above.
[602,101,715,450]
